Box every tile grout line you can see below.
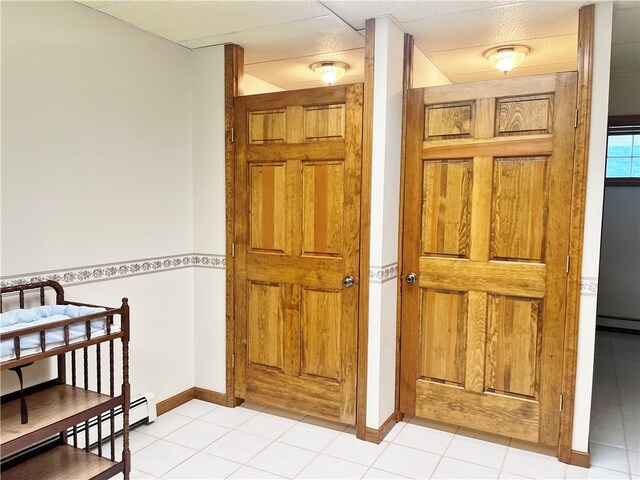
[427,425,458,479]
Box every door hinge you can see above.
[231,243,235,258]
[560,394,564,411]
[566,255,570,274]
[230,127,235,143]
[575,109,579,128]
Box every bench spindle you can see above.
[40,331,46,352]
[13,337,21,359]
[39,287,45,306]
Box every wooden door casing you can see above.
[400,73,577,446]
[234,84,363,424]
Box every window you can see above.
[606,117,640,185]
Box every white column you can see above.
[366,16,405,429]
[572,2,613,452]
[192,46,228,393]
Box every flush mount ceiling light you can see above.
[484,45,530,73]
[310,61,350,85]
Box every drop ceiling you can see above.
[77,0,609,89]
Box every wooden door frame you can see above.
[225,43,244,408]
[394,5,595,465]
[558,4,595,467]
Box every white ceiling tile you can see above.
[447,61,577,83]
[407,1,582,53]
[92,0,331,43]
[612,7,640,44]
[321,0,517,31]
[244,48,365,90]
[427,34,578,77]
[183,15,364,64]
[611,42,640,73]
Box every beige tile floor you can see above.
[117,331,638,480]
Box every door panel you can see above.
[400,73,577,446]
[235,84,363,424]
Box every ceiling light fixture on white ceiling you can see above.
[484,45,530,73]
[310,61,350,85]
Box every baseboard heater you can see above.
[1,392,156,469]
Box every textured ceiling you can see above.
[76,0,611,90]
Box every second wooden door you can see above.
[234,84,363,424]
[400,73,577,446]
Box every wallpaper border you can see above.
[369,263,399,284]
[0,253,225,288]
[580,277,598,297]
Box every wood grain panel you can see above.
[465,291,487,393]
[246,368,342,422]
[497,96,553,136]
[422,74,557,103]
[491,157,547,261]
[249,109,286,144]
[422,135,553,159]
[486,295,542,399]
[425,103,473,139]
[418,289,467,385]
[303,161,344,256]
[249,163,287,253]
[304,105,345,141]
[469,157,493,262]
[415,381,540,442]
[422,160,472,257]
[419,258,546,298]
[248,282,284,371]
[301,288,341,381]
[246,143,346,162]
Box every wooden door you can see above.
[234,84,363,424]
[400,73,577,446]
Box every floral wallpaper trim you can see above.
[580,277,598,297]
[369,263,399,283]
[0,254,225,288]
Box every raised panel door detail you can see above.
[301,288,341,382]
[249,163,287,254]
[418,289,468,386]
[304,105,345,142]
[248,282,285,372]
[425,103,474,139]
[249,109,287,144]
[491,157,547,262]
[422,160,472,258]
[485,294,542,399]
[497,96,553,136]
[302,161,344,257]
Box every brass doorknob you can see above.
[405,272,417,284]
[342,276,355,288]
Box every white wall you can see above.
[609,72,640,117]
[412,45,451,87]
[1,1,196,401]
[366,16,404,429]
[244,73,284,95]
[572,1,613,453]
[597,187,640,326]
[1,1,193,273]
[192,46,228,393]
